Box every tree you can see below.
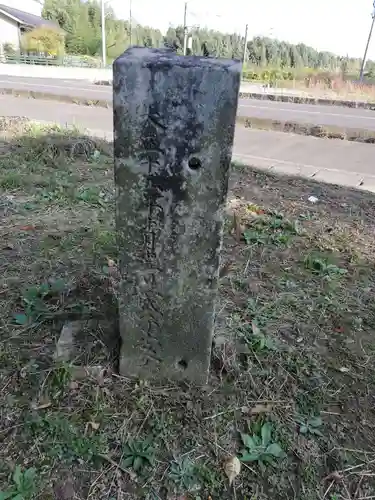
[21,27,65,56]
[41,0,373,71]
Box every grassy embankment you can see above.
[1,120,375,499]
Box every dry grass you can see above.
[270,77,375,102]
[1,122,375,499]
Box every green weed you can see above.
[304,254,348,279]
[48,364,73,400]
[92,229,117,258]
[244,327,278,353]
[240,422,286,469]
[0,466,37,500]
[296,415,323,437]
[75,186,107,206]
[13,279,66,326]
[0,173,26,190]
[37,185,68,203]
[28,415,106,464]
[168,457,200,492]
[121,438,156,472]
[244,213,299,246]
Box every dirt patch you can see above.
[1,125,375,499]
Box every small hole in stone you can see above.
[188,157,201,170]
[177,359,188,370]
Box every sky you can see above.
[109,0,375,59]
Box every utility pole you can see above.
[101,0,106,67]
[129,0,132,46]
[242,23,249,65]
[360,1,375,81]
[183,1,188,55]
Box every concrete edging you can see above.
[2,87,375,145]
[1,62,375,110]
[238,91,375,110]
[93,79,375,110]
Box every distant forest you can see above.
[41,0,372,76]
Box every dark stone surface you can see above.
[113,47,241,383]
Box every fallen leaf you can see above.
[246,203,260,213]
[308,196,319,203]
[250,403,273,415]
[334,326,344,333]
[339,367,350,373]
[69,381,79,390]
[31,401,52,411]
[224,456,241,486]
[19,225,36,231]
[107,257,116,268]
[89,421,100,431]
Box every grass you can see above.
[243,74,375,103]
[280,77,375,102]
[1,121,375,498]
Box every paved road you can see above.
[1,94,375,191]
[2,75,375,131]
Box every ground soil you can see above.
[1,122,375,500]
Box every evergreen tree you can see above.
[41,0,371,72]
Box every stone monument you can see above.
[113,47,241,383]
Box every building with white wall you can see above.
[0,2,58,53]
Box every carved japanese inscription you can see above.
[113,47,241,383]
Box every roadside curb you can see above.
[2,87,375,145]
[0,88,111,108]
[237,116,375,144]
[92,80,375,110]
[238,91,375,110]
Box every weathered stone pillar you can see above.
[113,47,241,384]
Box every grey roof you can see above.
[0,4,58,28]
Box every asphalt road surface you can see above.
[2,75,375,131]
[2,94,375,192]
